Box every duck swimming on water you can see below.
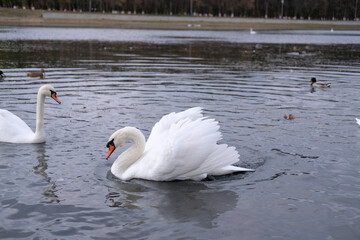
[310,77,331,88]
[27,69,45,78]
[0,70,5,80]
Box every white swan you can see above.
[0,85,61,143]
[250,28,256,34]
[106,107,254,181]
[356,118,360,126]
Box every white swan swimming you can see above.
[356,118,360,126]
[0,85,61,143]
[250,28,256,34]
[106,107,254,181]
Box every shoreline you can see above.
[1,8,360,30]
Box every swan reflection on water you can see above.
[106,178,238,228]
[33,144,60,204]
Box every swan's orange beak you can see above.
[106,144,115,160]
[51,92,61,104]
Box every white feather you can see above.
[0,109,34,143]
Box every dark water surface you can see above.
[0,27,360,239]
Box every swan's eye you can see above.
[50,90,55,95]
[106,139,115,148]
[50,90,57,98]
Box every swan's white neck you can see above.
[33,90,46,142]
[111,127,146,179]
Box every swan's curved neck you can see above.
[111,128,146,178]
[34,91,46,139]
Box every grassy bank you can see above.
[1,7,360,30]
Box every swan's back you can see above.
[127,107,245,181]
[0,109,34,143]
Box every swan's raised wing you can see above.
[145,107,204,152]
[140,112,241,181]
[125,107,249,181]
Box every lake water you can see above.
[0,27,360,239]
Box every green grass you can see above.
[0,7,44,18]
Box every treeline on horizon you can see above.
[1,0,359,20]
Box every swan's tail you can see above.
[209,165,255,176]
[184,143,253,179]
[356,118,360,126]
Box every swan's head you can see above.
[106,138,116,160]
[39,85,61,104]
[106,127,141,160]
[310,77,317,83]
[106,128,130,159]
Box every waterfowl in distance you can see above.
[310,77,331,87]
[27,69,45,78]
[0,70,5,80]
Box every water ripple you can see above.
[1,35,360,239]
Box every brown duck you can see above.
[27,69,45,78]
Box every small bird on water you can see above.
[309,77,331,88]
[0,70,5,80]
[27,69,45,78]
[284,114,295,120]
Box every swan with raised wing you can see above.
[106,107,253,181]
[0,85,61,143]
